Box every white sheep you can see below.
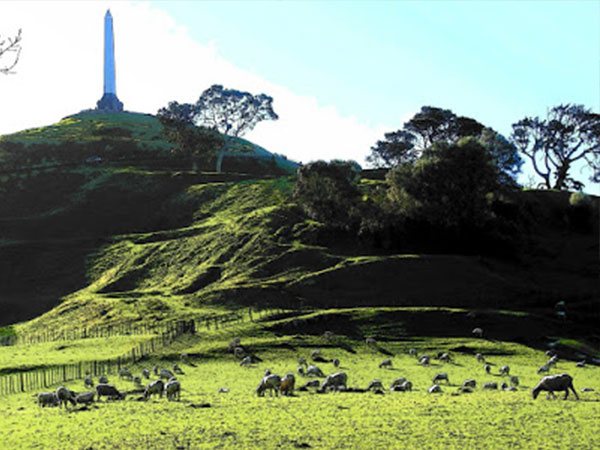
[575,361,586,368]
[304,379,321,389]
[159,368,174,380]
[142,369,150,379]
[98,375,109,384]
[532,373,578,400]
[133,376,142,386]
[547,355,559,366]
[483,382,498,390]
[462,379,476,389]
[311,350,322,360]
[476,353,485,363]
[510,376,519,387]
[397,380,413,392]
[165,379,181,401]
[306,365,325,377]
[433,373,450,384]
[320,372,348,392]
[280,373,296,396]
[365,337,377,348]
[472,328,483,338]
[504,386,518,392]
[390,377,407,390]
[499,365,510,376]
[118,368,132,380]
[500,381,509,390]
[297,365,305,376]
[538,364,550,374]
[419,355,431,366]
[172,364,184,375]
[96,383,124,401]
[438,353,452,363]
[408,347,417,358]
[484,363,492,374]
[240,357,253,367]
[428,384,442,394]
[37,392,59,407]
[84,375,94,388]
[56,386,77,408]
[367,380,384,392]
[297,357,307,367]
[75,391,95,405]
[379,359,392,369]
[144,379,165,399]
[257,374,282,397]
[581,387,594,393]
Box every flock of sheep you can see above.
[35,327,592,409]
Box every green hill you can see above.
[0,113,598,353]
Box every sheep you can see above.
[172,364,184,375]
[504,386,518,392]
[98,375,108,384]
[264,369,272,377]
[84,375,94,388]
[500,382,509,390]
[304,379,321,389]
[438,353,452,363]
[96,383,124,401]
[390,377,407,390]
[379,359,392,369]
[280,373,295,396]
[142,369,150,379]
[483,382,498,390]
[484,363,491,374]
[133,376,142,386]
[297,357,307,367]
[499,365,510,376]
[462,379,476,389]
[218,387,229,393]
[419,355,431,366]
[297,365,305,376]
[332,358,340,368]
[510,376,519,387]
[233,347,246,359]
[323,330,335,340]
[408,347,417,358]
[240,356,254,367]
[532,373,578,400]
[576,361,586,368]
[396,380,413,392]
[56,386,77,408]
[75,391,95,405]
[37,392,59,407]
[547,355,559,366]
[545,350,556,357]
[428,384,442,394]
[538,364,550,374]
[159,368,174,380]
[165,379,181,401]
[320,372,348,392]
[306,365,325,377]
[311,350,322,360]
[365,337,377,348]
[581,387,594,393]
[367,380,384,392]
[118,368,133,380]
[475,353,485,363]
[143,380,165,400]
[257,374,282,397]
[433,373,450,385]
[472,328,483,338]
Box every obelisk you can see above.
[96,10,123,111]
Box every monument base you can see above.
[96,93,123,112]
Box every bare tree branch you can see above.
[0,29,22,75]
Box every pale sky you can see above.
[1,1,599,192]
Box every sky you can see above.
[0,1,599,192]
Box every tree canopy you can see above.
[511,104,600,190]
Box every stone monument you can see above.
[96,10,123,112]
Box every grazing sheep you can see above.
[438,353,452,363]
[332,358,340,368]
[379,359,392,369]
[428,384,442,394]
[538,364,550,374]
[37,392,59,407]
[233,347,246,359]
[476,353,485,363]
[433,373,450,385]
[142,369,150,379]
[172,364,184,375]
[547,355,559,366]
[500,365,510,376]
[396,380,413,392]
[483,382,498,390]
[500,382,509,390]
[462,379,477,389]
[320,372,348,392]
[280,373,296,396]
[484,363,491,374]
[165,379,181,401]
[532,373,578,400]
[367,380,384,392]
[304,379,321,389]
[390,377,407,390]
[297,365,305,376]
[56,386,77,408]
[576,361,586,368]
[84,376,94,388]
[510,376,519,387]
[581,387,594,393]
[118,368,132,380]
[264,369,272,377]
[98,375,108,384]
[311,350,322,360]
[306,365,325,377]
[218,387,229,393]
[297,357,307,367]
[472,328,484,338]
[323,330,334,340]
[143,380,165,399]
[240,356,253,367]
[419,355,431,366]
[133,376,142,386]
[257,374,282,397]
[96,383,124,401]
[545,350,556,357]
[365,337,377,348]
[75,391,95,405]
[159,368,174,380]
[504,386,518,392]
[408,348,417,358]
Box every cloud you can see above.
[0,1,390,166]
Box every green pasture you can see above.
[0,331,598,450]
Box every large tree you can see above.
[0,29,21,75]
[511,104,600,190]
[194,84,279,137]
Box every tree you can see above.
[194,85,279,137]
[1,29,22,75]
[511,104,600,190]
[366,130,418,168]
[387,138,499,229]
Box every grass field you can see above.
[0,313,598,450]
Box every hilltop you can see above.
[0,113,598,355]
